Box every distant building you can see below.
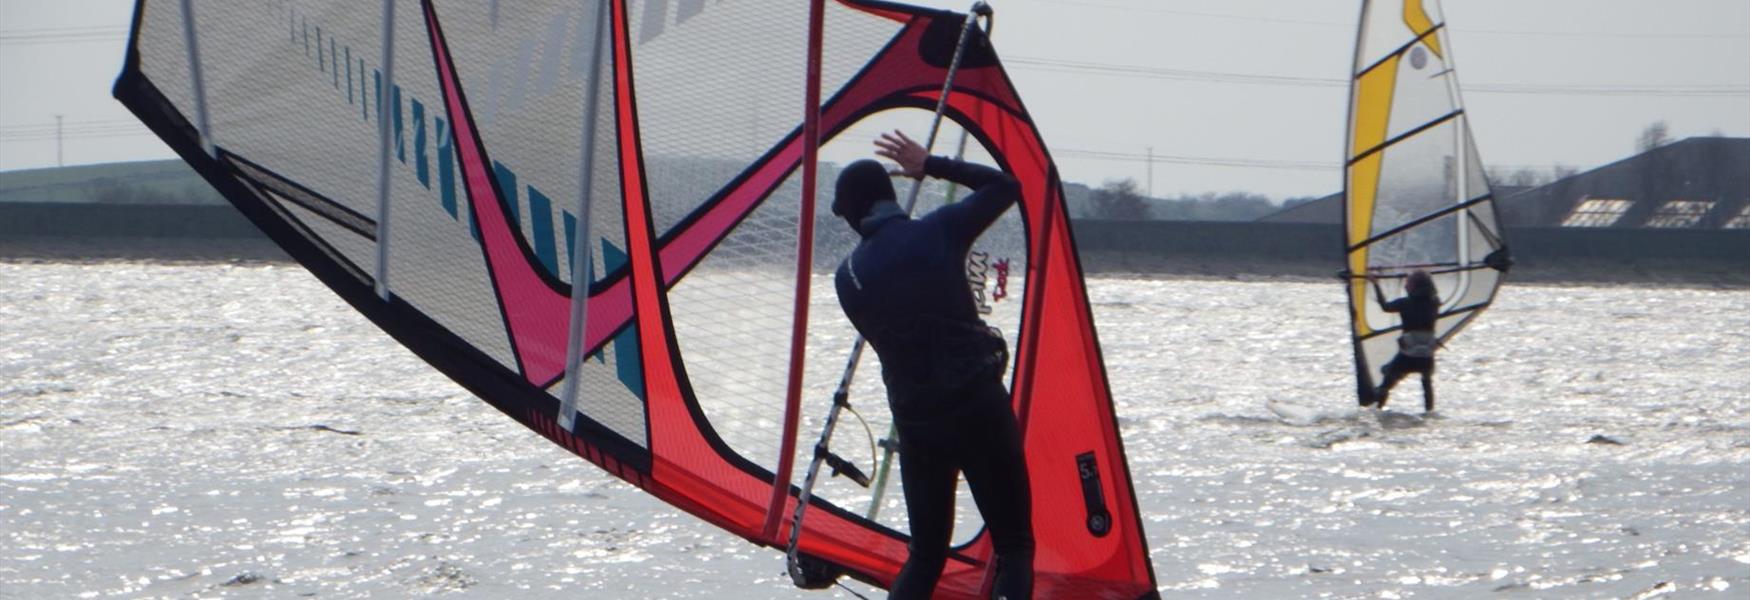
[1258,137,1750,230]
[1252,191,1341,225]
[1502,137,1748,229]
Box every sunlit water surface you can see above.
[2,262,1746,598]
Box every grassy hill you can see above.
[0,160,224,205]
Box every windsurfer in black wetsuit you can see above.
[1367,270,1440,412]
[832,130,1033,600]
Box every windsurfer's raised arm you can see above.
[874,130,1017,243]
[922,155,1018,242]
[1371,277,1409,313]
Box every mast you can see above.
[765,0,827,542]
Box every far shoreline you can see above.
[5,237,1745,290]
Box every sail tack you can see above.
[1344,0,1512,402]
[115,1,1158,597]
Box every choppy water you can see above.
[2,262,1746,599]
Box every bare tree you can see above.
[1486,164,1580,188]
[1636,120,1671,153]
[1508,167,1544,187]
[1089,178,1149,220]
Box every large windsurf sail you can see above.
[115,1,1158,597]
[1343,0,1512,403]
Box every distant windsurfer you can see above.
[832,130,1034,599]
[1367,270,1439,412]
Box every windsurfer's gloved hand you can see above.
[874,130,928,179]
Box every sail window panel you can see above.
[821,3,917,104]
[630,1,809,236]
[1369,120,1465,238]
[626,2,898,240]
[1723,205,1750,229]
[547,55,643,449]
[436,2,600,278]
[1383,44,1458,143]
[1355,1,1411,72]
[381,5,544,373]
[1464,199,1504,249]
[1432,310,1480,349]
[1428,270,1472,311]
[1644,200,1716,228]
[381,168,528,371]
[1451,268,1500,317]
[203,2,386,219]
[1359,332,1401,388]
[1366,210,1461,274]
[1359,269,1409,333]
[1560,198,1633,227]
[134,1,199,141]
[577,56,631,289]
[1460,128,1492,205]
[664,174,805,473]
[564,358,653,449]
[1460,204,1504,267]
[262,188,382,278]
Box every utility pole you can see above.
[1146,145,1154,198]
[55,115,64,167]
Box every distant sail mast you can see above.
[1342,0,1512,403]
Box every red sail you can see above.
[115,1,1157,597]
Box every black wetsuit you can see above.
[1374,288,1440,411]
[834,157,1034,600]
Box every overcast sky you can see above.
[2,0,1746,199]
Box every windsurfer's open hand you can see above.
[874,130,927,179]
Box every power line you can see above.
[1006,56,1750,98]
[1052,146,1336,171]
[833,128,1336,172]
[1007,0,1750,40]
[0,130,157,143]
[0,119,143,133]
[0,27,128,46]
[0,119,153,144]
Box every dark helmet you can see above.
[831,159,895,224]
[1405,270,1436,297]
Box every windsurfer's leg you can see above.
[1374,360,1408,409]
[960,385,1034,600]
[890,428,959,600]
[1420,371,1434,413]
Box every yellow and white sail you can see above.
[1343,0,1512,401]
